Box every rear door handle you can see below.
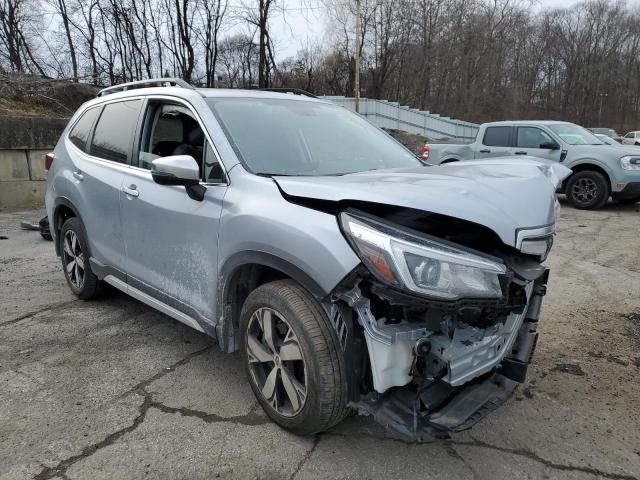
[515,151,527,155]
[479,149,491,154]
[122,185,139,198]
[73,170,84,181]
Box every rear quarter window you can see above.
[483,126,512,147]
[89,100,142,163]
[68,107,100,151]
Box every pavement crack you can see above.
[32,346,214,480]
[289,435,320,480]
[118,344,213,398]
[0,300,78,328]
[33,394,153,480]
[443,443,480,480]
[446,436,639,480]
[147,396,271,426]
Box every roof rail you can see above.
[97,78,194,97]
[255,87,318,98]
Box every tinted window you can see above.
[483,127,512,147]
[68,107,100,151]
[90,100,142,163]
[207,98,419,176]
[516,127,553,148]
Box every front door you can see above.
[511,126,563,162]
[120,99,228,326]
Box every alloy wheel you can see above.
[246,307,307,417]
[571,177,598,204]
[62,230,85,289]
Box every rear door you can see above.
[68,99,142,276]
[475,126,513,158]
[512,126,563,162]
[120,97,228,326]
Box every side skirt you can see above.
[104,275,205,334]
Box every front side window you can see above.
[68,107,100,151]
[516,127,554,149]
[483,126,512,147]
[548,124,602,145]
[90,100,142,163]
[138,102,224,182]
[207,98,419,176]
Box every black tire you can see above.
[59,217,104,299]
[240,279,348,435]
[565,171,610,210]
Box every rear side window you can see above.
[90,100,142,163]
[483,127,512,147]
[68,107,100,151]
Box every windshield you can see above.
[550,124,603,145]
[207,98,420,176]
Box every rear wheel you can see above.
[59,217,103,299]
[240,280,348,435]
[566,171,610,210]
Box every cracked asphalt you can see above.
[1,201,639,480]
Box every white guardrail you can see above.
[322,96,479,141]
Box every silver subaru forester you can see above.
[45,78,570,441]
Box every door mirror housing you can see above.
[539,141,560,150]
[151,155,206,201]
[151,155,200,186]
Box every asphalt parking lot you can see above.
[1,202,639,480]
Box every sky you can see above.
[264,0,637,60]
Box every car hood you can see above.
[273,158,571,248]
[574,144,640,156]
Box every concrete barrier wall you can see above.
[0,117,68,210]
[322,96,479,141]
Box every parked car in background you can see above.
[425,121,640,209]
[595,134,617,145]
[45,78,570,442]
[589,128,623,143]
[623,131,640,145]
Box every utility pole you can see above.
[598,92,608,125]
[354,0,361,113]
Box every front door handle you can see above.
[515,151,527,155]
[73,170,84,181]
[122,185,139,197]
[479,149,491,154]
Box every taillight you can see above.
[44,152,55,172]
[421,144,430,162]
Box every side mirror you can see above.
[539,141,560,150]
[151,155,206,201]
[151,155,200,186]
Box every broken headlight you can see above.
[340,211,506,300]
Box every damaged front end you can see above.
[330,209,551,442]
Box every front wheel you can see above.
[565,171,610,210]
[240,280,348,435]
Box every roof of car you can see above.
[483,120,573,126]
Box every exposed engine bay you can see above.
[327,207,550,442]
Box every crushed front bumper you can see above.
[348,272,547,442]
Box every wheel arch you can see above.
[52,197,81,256]
[563,162,612,193]
[215,251,330,353]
